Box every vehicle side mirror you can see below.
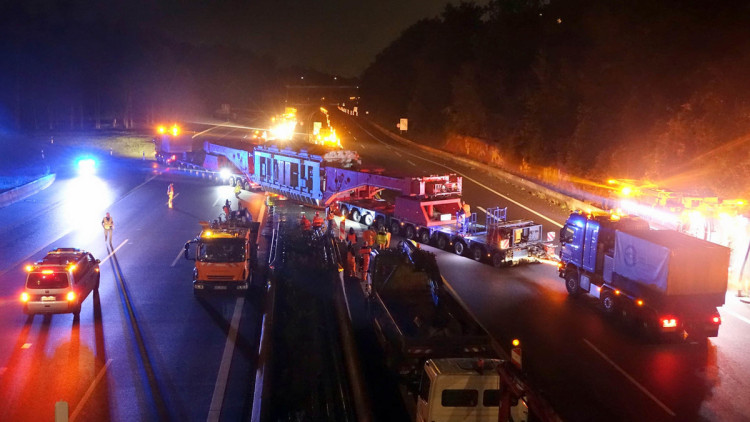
[184,241,195,261]
[96,259,101,264]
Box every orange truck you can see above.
[184,217,260,295]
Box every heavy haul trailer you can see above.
[559,212,729,340]
[337,197,550,266]
[154,128,258,189]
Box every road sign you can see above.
[547,231,556,242]
[399,118,408,131]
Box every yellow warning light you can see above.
[42,270,54,274]
[607,179,616,184]
[20,292,30,302]
[67,264,77,271]
[621,186,633,197]
[25,265,34,272]
[66,291,76,302]
[512,339,520,347]
[171,125,180,136]
[203,231,212,238]
[158,125,166,134]
[636,299,644,307]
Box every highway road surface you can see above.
[0,146,265,421]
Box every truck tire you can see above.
[492,251,505,267]
[601,290,616,314]
[390,221,401,234]
[454,241,467,256]
[471,245,485,262]
[419,229,431,244]
[340,205,349,219]
[362,213,374,226]
[436,235,448,250]
[404,225,416,240]
[565,271,581,297]
[351,209,361,223]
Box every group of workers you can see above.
[299,208,392,280]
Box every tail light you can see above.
[20,292,29,302]
[66,291,76,302]
[662,317,678,328]
[711,314,721,325]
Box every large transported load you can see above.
[558,211,728,339]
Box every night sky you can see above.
[11,0,490,77]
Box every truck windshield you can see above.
[198,239,245,263]
[27,272,69,289]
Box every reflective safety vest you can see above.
[376,232,388,247]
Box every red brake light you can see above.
[662,318,677,328]
[20,292,30,302]
[712,315,721,324]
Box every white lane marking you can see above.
[171,246,186,268]
[477,206,487,215]
[70,359,113,422]
[100,240,129,264]
[359,143,366,149]
[207,297,244,422]
[393,150,402,157]
[193,125,223,138]
[353,136,357,140]
[723,308,750,326]
[354,122,563,228]
[406,160,416,166]
[583,339,675,417]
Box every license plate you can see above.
[41,296,56,301]
[213,286,227,290]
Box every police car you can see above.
[20,248,101,319]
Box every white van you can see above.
[416,358,528,422]
[21,248,100,320]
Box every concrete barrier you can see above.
[0,174,56,208]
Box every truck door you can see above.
[582,221,600,273]
[559,224,583,266]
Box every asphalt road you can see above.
[329,110,750,422]
[0,147,265,421]
[4,116,750,421]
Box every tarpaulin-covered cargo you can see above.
[611,229,729,307]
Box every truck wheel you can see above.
[492,251,505,267]
[351,209,361,223]
[390,221,401,234]
[340,205,349,219]
[454,241,467,256]
[471,246,485,262]
[362,213,374,226]
[601,290,616,314]
[565,271,581,297]
[405,225,416,240]
[419,230,431,244]
[436,235,448,250]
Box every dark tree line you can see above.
[0,3,288,133]
[361,0,750,196]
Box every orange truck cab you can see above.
[184,219,260,295]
